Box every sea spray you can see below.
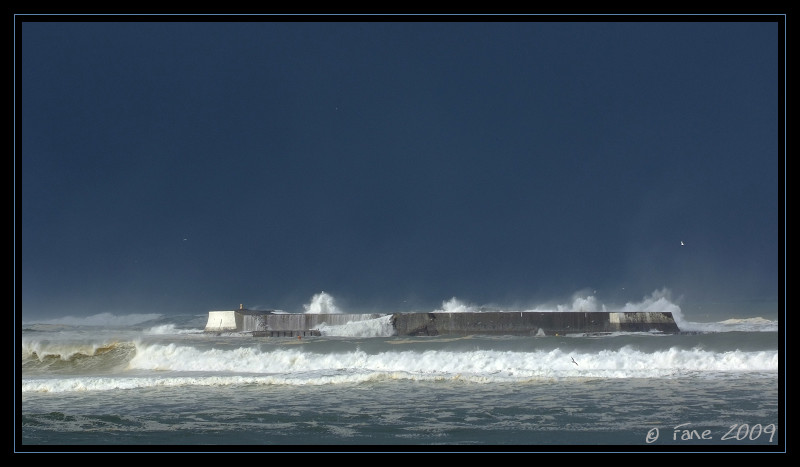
[304,291,342,314]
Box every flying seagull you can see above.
[571,357,578,366]
[680,240,684,246]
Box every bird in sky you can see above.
[571,357,578,366]
[681,240,684,246]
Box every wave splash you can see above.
[22,344,778,393]
[303,291,342,314]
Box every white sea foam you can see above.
[123,343,777,378]
[23,343,777,393]
[316,315,395,337]
[303,291,342,314]
[678,317,778,333]
[144,324,204,335]
[434,297,478,313]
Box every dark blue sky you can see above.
[18,18,781,320]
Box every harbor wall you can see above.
[390,311,680,335]
[204,310,680,335]
[259,313,386,331]
[206,311,239,331]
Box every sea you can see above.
[17,293,782,453]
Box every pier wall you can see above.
[206,311,239,331]
[259,313,386,332]
[390,311,679,336]
[204,310,680,335]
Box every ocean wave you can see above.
[679,317,778,333]
[122,343,777,377]
[21,339,131,362]
[23,348,778,393]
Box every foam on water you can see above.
[316,315,395,337]
[22,342,778,393]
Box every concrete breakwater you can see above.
[204,309,681,336]
[391,311,680,335]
